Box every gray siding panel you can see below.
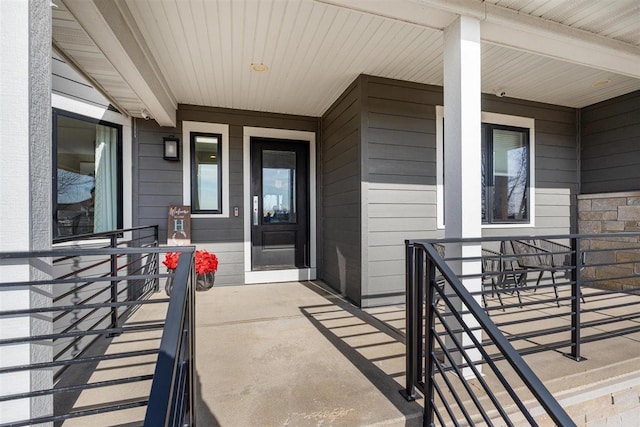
[581,91,640,194]
[320,79,362,305]
[360,76,578,306]
[134,105,318,285]
[362,76,443,307]
[52,51,110,108]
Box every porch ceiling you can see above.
[52,0,640,126]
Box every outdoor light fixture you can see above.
[163,137,180,161]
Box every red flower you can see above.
[163,250,219,275]
[162,251,180,270]
[194,250,219,275]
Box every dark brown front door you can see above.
[250,138,309,270]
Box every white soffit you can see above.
[56,0,177,126]
[124,0,444,116]
[53,0,640,118]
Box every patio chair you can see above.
[510,239,569,307]
[482,248,504,311]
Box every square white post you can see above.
[443,15,483,378]
[0,0,53,424]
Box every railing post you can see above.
[153,225,160,292]
[402,241,417,401]
[568,236,585,361]
[424,249,436,427]
[109,234,120,336]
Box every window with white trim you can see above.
[436,107,535,228]
[182,121,230,217]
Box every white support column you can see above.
[0,0,53,424]
[443,15,483,378]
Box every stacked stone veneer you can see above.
[578,191,640,290]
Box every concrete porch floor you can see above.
[196,281,423,426]
[58,280,640,426]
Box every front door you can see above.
[250,138,309,270]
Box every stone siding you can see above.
[578,191,640,290]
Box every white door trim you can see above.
[243,127,316,284]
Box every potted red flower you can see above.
[163,249,218,295]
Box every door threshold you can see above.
[245,268,317,284]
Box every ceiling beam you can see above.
[63,0,177,127]
[322,0,640,79]
[418,0,640,79]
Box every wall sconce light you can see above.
[163,137,180,161]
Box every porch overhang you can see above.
[59,0,177,126]
[52,0,640,122]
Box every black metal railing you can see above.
[405,240,576,426]
[0,227,195,427]
[51,225,159,379]
[421,232,640,362]
[144,248,195,427]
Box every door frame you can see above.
[243,126,316,284]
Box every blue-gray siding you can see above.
[358,75,578,306]
[134,105,318,285]
[320,79,363,305]
[581,90,640,194]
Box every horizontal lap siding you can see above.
[320,80,362,305]
[482,97,578,236]
[580,91,640,194]
[363,76,443,307]
[134,105,318,285]
[360,78,578,306]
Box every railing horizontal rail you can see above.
[0,226,198,427]
[404,240,576,426]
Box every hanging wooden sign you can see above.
[167,205,191,246]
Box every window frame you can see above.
[190,131,223,214]
[482,123,531,225]
[436,106,536,229]
[52,108,124,241]
[182,121,230,218]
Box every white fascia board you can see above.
[480,4,640,79]
[337,0,640,79]
[63,0,177,127]
[316,0,456,30]
[417,0,640,79]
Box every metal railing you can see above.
[0,226,196,427]
[404,240,576,426]
[424,232,640,362]
[144,248,195,427]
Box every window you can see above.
[182,121,230,217]
[482,124,529,223]
[436,107,535,228]
[53,109,122,239]
[191,132,222,213]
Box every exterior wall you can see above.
[0,0,53,423]
[578,191,640,290]
[361,76,443,307]
[481,95,579,236]
[581,90,640,194]
[52,49,111,108]
[358,75,578,307]
[320,79,363,305]
[133,105,318,285]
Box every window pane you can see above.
[55,114,119,238]
[193,134,220,212]
[492,128,528,221]
[262,150,296,224]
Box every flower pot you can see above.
[165,270,215,296]
[165,270,175,296]
[196,272,215,292]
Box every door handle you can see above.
[252,196,259,226]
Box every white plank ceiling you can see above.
[53,0,640,120]
[485,0,640,47]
